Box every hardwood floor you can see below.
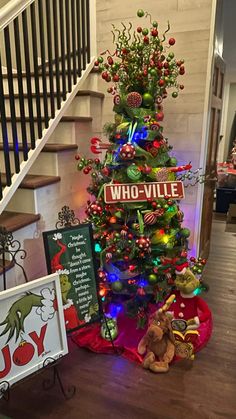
[1,215,236,419]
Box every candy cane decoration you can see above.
[90,137,111,154]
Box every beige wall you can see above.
[0,0,10,8]
[96,0,215,254]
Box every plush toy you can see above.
[137,295,176,373]
[170,264,211,331]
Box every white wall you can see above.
[96,0,215,254]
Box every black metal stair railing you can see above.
[0,0,91,200]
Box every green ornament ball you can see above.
[172,92,178,98]
[97,56,103,63]
[142,28,149,35]
[181,228,191,238]
[77,162,84,170]
[148,274,158,284]
[168,52,175,59]
[111,280,123,292]
[169,157,178,166]
[152,21,158,27]
[137,9,145,17]
[127,164,142,181]
[101,318,118,341]
[150,68,157,77]
[142,92,154,107]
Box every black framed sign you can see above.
[43,224,102,333]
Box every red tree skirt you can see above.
[72,302,213,364]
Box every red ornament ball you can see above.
[169,38,176,45]
[13,341,35,366]
[136,236,151,251]
[120,144,136,160]
[126,92,142,108]
[87,202,103,216]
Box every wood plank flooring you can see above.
[1,215,236,419]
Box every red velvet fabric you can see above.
[71,299,213,364]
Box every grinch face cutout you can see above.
[175,268,200,294]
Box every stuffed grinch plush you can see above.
[137,296,176,373]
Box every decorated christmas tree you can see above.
[76,9,208,328]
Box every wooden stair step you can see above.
[0,211,40,232]
[1,174,61,189]
[0,143,78,152]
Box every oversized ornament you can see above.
[127,164,142,181]
[126,92,142,108]
[100,316,118,341]
[180,228,191,238]
[136,236,151,251]
[120,143,136,160]
[86,201,103,216]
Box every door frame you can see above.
[193,0,221,255]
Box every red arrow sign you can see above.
[104,181,185,203]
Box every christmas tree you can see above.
[76,9,207,328]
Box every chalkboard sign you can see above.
[43,224,102,333]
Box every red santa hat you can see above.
[175,262,189,275]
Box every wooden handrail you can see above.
[0,0,34,31]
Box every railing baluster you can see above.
[30,2,42,139]
[65,0,72,92]
[71,0,77,85]
[38,0,49,128]
[86,0,90,63]
[4,26,20,173]
[0,54,11,185]
[76,0,82,77]
[81,0,86,70]
[22,10,36,149]
[59,0,67,100]
[53,0,61,109]
[46,0,55,118]
[14,18,28,160]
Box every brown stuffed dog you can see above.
[137,295,176,373]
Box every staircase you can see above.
[0,0,103,289]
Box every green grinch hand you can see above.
[0,292,43,343]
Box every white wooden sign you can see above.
[0,273,68,394]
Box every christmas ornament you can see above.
[142,92,154,107]
[120,144,136,160]
[126,92,142,108]
[148,273,158,284]
[144,212,157,225]
[180,228,191,238]
[86,202,103,216]
[127,164,142,181]
[136,236,151,251]
[155,168,169,182]
[111,280,123,292]
[101,317,118,341]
